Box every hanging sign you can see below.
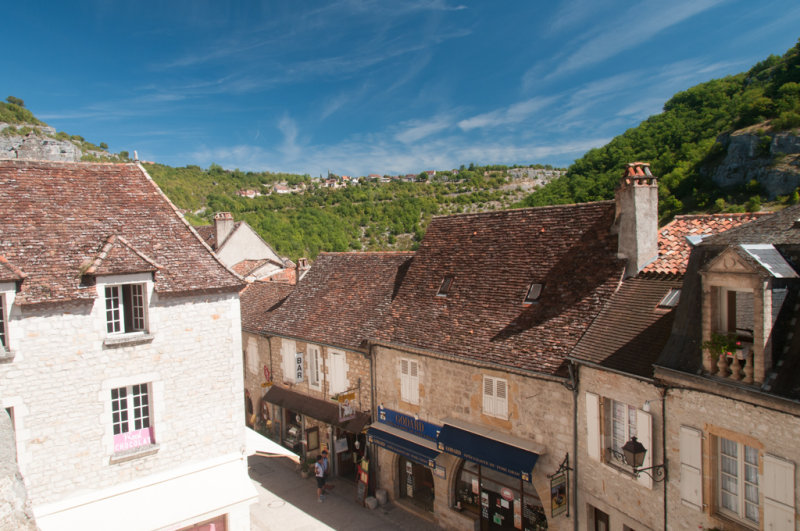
[550,471,568,517]
[295,352,304,383]
[338,391,356,422]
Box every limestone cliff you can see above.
[711,129,800,199]
[0,123,110,162]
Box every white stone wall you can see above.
[576,367,664,531]
[665,386,800,531]
[374,345,574,531]
[217,224,283,270]
[0,289,246,513]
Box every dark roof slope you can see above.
[375,203,625,375]
[240,281,295,334]
[570,277,681,378]
[261,252,413,350]
[0,160,243,305]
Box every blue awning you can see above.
[367,424,440,469]
[437,419,541,482]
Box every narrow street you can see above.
[248,455,442,530]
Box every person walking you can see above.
[321,449,334,492]
[315,454,326,502]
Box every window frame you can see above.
[482,375,508,419]
[103,374,161,463]
[0,284,16,354]
[104,283,147,335]
[281,339,297,383]
[110,383,156,456]
[97,274,153,343]
[716,435,760,525]
[437,275,454,297]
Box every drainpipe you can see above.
[568,361,579,531]
[368,341,379,494]
[662,386,668,531]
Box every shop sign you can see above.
[338,391,356,422]
[295,352,304,383]
[500,487,514,501]
[377,405,441,441]
[550,471,568,517]
[114,427,153,452]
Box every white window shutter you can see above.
[679,426,703,510]
[495,379,508,418]
[763,454,795,531]
[281,340,296,382]
[585,392,601,461]
[400,359,409,401]
[636,409,653,489]
[483,376,495,416]
[409,360,419,404]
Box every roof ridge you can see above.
[429,200,615,220]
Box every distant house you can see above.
[236,189,258,198]
[273,183,290,194]
[424,170,436,178]
[195,212,296,282]
[0,160,256,530]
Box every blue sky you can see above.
[6,1,800,177]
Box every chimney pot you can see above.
[213,212,235,249]
[616,162,659,278]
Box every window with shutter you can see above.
[400,359,419,404]
[308,345,321,389]
[763,454,795,531]
[679,426,703,510]
[585,393,601,461]
[281,340,296,383]
[329,350,347,394]
[635,409,653,489]
[482,376,507,419]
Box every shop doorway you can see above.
[333,429,367,480]
[398,457,434,512]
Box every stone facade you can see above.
[663,381,800,530]
[576,367,664,531]
[0,289,255,530]
[373,345,574,531]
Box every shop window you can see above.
[111,383,154,453]
[400,358,419,405]
[105,283,147,335]
[308,345,321,390]
[454,461,547,529]
[482,376,507,419]
[717,436,759,525]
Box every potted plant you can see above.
[300,457,315,479]
[701,332,737,361]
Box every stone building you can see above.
[570,210,767,531]
[365,166,665,530]
[195,212,298,282]
[655,205,800,531]
[0,160,256,530]
[246,252,412,480]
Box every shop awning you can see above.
[437,417,544,482]
[262,385,371,433]
[367,424,440,468]
[246,427,300,463]
[34,457,257,531]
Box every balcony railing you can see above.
[714,341,754,384]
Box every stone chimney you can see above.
[214,212,235,249]
[295,257,310,284]
[615,162,658,278]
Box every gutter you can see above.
[568,361,579,531]
[567,357,655,384]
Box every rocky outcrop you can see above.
[0,124,82,162]
[0,409,37,531]
[711,131,800,199]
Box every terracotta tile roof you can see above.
[194,225,216,248]
[260,252,414,351]
[374,203,626,375]
[240,281,295,334]
[642,212,772,276]
[0,160,243,305]
[570,277,682,378]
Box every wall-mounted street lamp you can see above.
[610,436,667,482]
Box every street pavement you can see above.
[248,455,442,530]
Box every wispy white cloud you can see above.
[543,0,729,79]
[277,115,302,161]
[458,96,559,131]
[395,114,455,143]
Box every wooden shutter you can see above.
[763,454,795,531]
[495,378,507,418]
[281,340,296,382]
[679,426,703,510]
[483,376,495,416]
[586,393,601,461]
[400,359,409,401]
[330,351,346,394]
[309,346,319,387]
[636,409,653,489]
[409,360,419,404]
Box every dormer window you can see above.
[523,283,543,304]
[716,288,754,339]
[657,288,681,309]
[437,276,454,297]
[105,284,147,334]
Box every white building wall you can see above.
[216,224,283,269]
[0,289,254,528]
